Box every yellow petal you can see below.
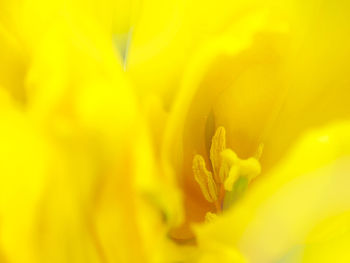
[0,2,183,262]
[0,90,50,262]
[0,22,27,104]
[301,211,350,262]
[128,0,276,106]
[162,13,289,237]
[261,0,350,170]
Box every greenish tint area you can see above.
[113,28,133,70]
[276,245,304,263]
[223,177,249,210]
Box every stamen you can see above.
[192,155,218,203]
[210,126,226,183]
[192,126,262,217]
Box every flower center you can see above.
[192,127,262,220]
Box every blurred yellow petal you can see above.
[300,211,350,263]
[0,22,27,104]
[261,0,350,170]
[127,0,275,106]
[1,0,350,262]
[0,1,183,262]
[0,89,51,262]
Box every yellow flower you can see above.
[127,0,350,261]
[1,0,350,262]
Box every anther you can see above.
[192,155,218,203]
[210,126,226,183]
[193,126,262,215]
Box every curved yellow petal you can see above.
[261,0,350,170]
[0,1,182,262]
[127,0,276,105]
[0,22,27,104]
[162,11,290,238]
[0,89,50,263]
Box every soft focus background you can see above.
[0,0,350,262]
